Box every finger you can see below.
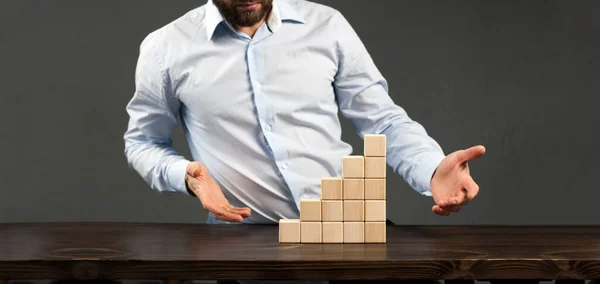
[432,205,451,216]
[217,205,247,222]
[186,165,201,177]
[440,195,466,212]
[450,192,468,206]
[439,200,462,212]
[435,205,451,215]
[437,199,452,208]
[438,195,460,210]
[463,177,480,200]
[458,145,486,163]
[204,205,244,223]
[229,207,252,217]
[438,204,460,213]
[214,210,244,223]
[447,205,462,212]
[432,205,448,216]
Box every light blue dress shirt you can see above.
[124,0,446,224]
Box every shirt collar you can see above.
[205,0,305,40]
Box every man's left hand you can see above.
[430,145,486,216]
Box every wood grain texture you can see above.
[322,222,344,243]
[365,222,386,243]
[364,134,386,157]
[365,200,386,222]
[1,223,600,280]
[300,199,321,221]
[365,179,386,200]
[321,177,343,200]
[300,222,322,243]
[342,156,364,178]
[343,222,365,243]
[343,179,364,200]
[322,200,343,222]
[343,200,365,222]
[279,219,300,243]
[364,157,386,179]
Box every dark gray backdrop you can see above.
[1,0,598,225]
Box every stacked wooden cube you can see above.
[279,134,387,244]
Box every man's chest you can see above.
[171,37,340,126]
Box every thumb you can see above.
[186,162,202,177]
[458,145,486,163]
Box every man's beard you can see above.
[214,0,273,27]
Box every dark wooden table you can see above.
[0,223,599,281]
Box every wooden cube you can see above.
[365,157,386,178]
[343,222,365,243]
[343,179,364,200]
[300,199,321,222]
[301,222,322,243]
[365,222,386,243]
[343,200,364,221]
[342,156,364,178]
[365,200,386,222]
[365,179,386,200]
[322,222,343,243]
[321,177,342,200]
[278,219,300,243]
[364,134,386,157]
[322,200,343,222]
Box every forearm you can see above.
[338,82,445,196]
[379,106,446,196]
[124,136,190,194]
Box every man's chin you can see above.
[233,14,264,27]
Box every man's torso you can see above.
[145,0,353,223]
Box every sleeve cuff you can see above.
[167,159,192,195]
[412,153,446,196]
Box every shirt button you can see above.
[281,163,288,170]
[264,125,271,132]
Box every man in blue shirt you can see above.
[124,0,486,224]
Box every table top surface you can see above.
[1,222,599,261]
[1,222,599,280]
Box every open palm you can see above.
[186,162,251,222]
[430,145,486,216]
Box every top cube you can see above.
[364,134,386,157]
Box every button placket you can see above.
[247,39,291,189]
[247,44,268,134]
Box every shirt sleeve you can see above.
[331,11,446,196]
[123,33,191,195]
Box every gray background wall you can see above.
[1,0,598,225]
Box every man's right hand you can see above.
[185,162,251,222]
